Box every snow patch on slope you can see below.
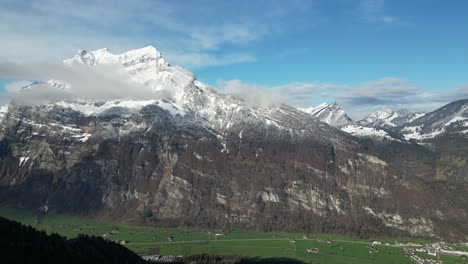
[71,133,92,143]
[341,124,398,140]
[445,116,467,127]
[55,99,186,117]
[19,157,30,167]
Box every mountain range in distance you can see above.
[300,100,468,142]
[0,46,467,241]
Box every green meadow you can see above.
[1,205,467,264]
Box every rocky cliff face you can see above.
[0,46,466,240]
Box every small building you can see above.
[427,249,438,256]
[307,247,320,253]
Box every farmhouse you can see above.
[307,247,320,253]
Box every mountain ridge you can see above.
[0,46,467,240]
[299,102,353,127]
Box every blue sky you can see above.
[0,0,467,118]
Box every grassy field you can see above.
[1,205,467,264]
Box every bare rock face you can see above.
[0,46,466,240]
[0,101,465,240]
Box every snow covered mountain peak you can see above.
[401,98,468,141]
[299,102,352,127]
[367,107,395,119]
[359,107,425,129]
[63,45,197,103]
[122,45,163,60]
[46,79,71,90]
[64,45,167,67]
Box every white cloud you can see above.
[217,79,318,107]
[0,0,308,68]
[5,80,34,93]
[216,78,468,119]
[0,62,162,105]
[2,62,466,119]
[321,78,467,118]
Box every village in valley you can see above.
[96,225,468,264]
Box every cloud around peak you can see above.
[0,61,160,105]
[217,79,317,108]
[216,78,468,119]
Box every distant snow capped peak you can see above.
[18,79,70,92]
[359,107,425,129]
[367,107,396,120]
[402,98,468,141]
[64,45,167,66]
[299,102,352,127]
[46,79,71,90]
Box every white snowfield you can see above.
[341,124,398,141]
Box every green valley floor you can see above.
[1,206,467,264]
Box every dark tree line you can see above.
[0,216,147,264]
